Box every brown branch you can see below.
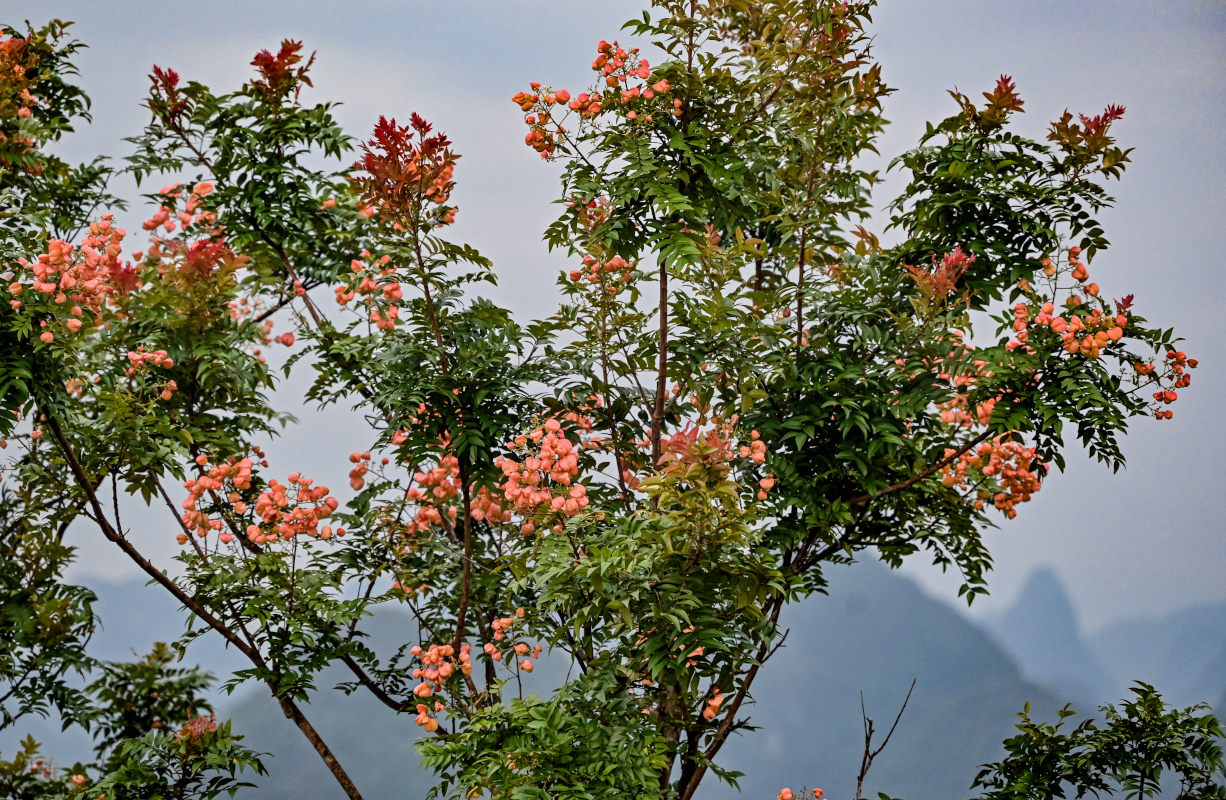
[845,427,994,506]
[43,411,366,800]
[650,260,670,464]
[678,597,786,800]
[855,679,916,799]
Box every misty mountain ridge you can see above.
[984,566,1226,712]
[4,560,1221,798]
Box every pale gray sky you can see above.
[8,1,1225,632]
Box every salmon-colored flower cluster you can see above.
[249,472,341,544]
[514,39,678,157]
[736,430,768,465]
[1147,349,1197,420]
[0,34,41,168]
[406,453,461,532]
[512,83,575,158]
[409,642,472,732]
[180,455,256,541]
[494,417,593,534]
[939,437,1041,519]
[179,454,342,546]
[141,181,218,235]
[482,608,542,672]
[125,346,179,400]
[935,349,997,428]
[1012,245,1196,419]
[348,450,371,490]
[334,251,403,332]
[702,689,724,720]
[125,346,174,374]
[777,789,823,800]
[567,253,636,297]
[590,39,674,123]
[1015,297,1126,358]
[1008,246,1124,356]
[7,216,135,341]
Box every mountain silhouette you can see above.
[0,563,1092,799]
[1086,599,1226,709]
[985,566,1111,703]
[213,560,1066,800]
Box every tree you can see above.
[0,4,1219,799]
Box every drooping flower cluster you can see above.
[409,642,472,732]
[179,454,342,545]
[1147,349,1197,420]
[482,608,542,673]
[0,33,41,168]
[334,251,404,332]
[932,347,1043,518]
[6,215,134,341]
[180,455,256,541]
[939,437,1042,519]
[125,346,178,401]
[141,181,218,236]
[493,417,594,535]
[1004,245,1197,419]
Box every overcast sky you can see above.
[7,1,1224,633]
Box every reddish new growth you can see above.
[177,714,218,745]
[1049,104,1127,160]
[353,114,458,228]
[1078,104,1126,138]
[147,65,185,123]
[249,39,315,103]
[904,246,975,298]
[7,215,136,342]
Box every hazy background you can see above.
[3,2,1225,795]
[8,0,1220,632]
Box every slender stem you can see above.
[650,260,669,464]
[43,411,366,800]
[844,428,994,506]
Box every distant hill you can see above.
[705,560,1065,800]
[1086,600,1226,710]
[984,567,1112,704]
[983,566,1225,718]
[217,560,1066,800]
[1,563,1096,799]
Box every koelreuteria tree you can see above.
[1,4,1221,800]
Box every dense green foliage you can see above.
[0,5,1219,800]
